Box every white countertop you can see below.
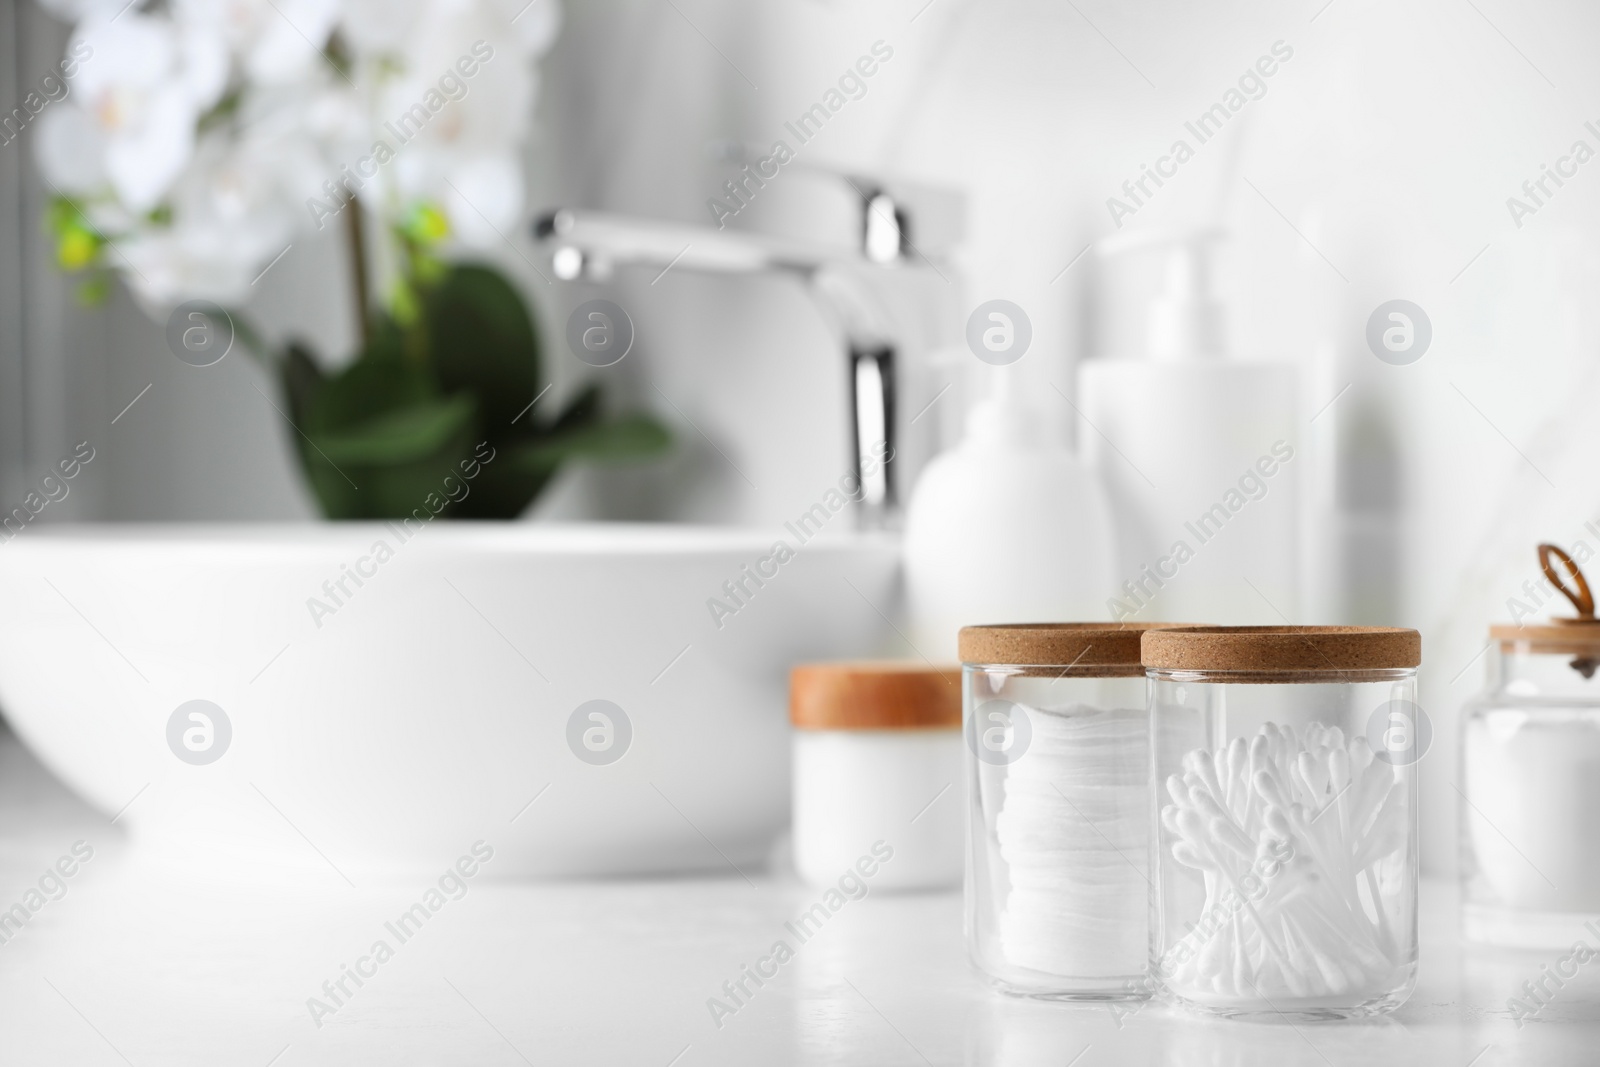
[0,731,1590,1067]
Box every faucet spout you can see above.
[536,208,856,278]
[533,208,915,527]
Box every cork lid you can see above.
[1491,543,1600,654]
[1491,622,1600,653]
[959,622,1186,676]
[1142,626,1420,676]
[789,661,961,730]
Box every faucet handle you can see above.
[708,141,965,263]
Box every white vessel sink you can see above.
[0,523,900,880]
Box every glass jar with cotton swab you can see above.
[1143,626,1422,1020]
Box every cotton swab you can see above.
[1159,721,1409,1006]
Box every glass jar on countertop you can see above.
[1462,544,1600,948]
[961,623,1178,1000]
[1145,626,1422,1020]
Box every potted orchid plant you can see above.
[31,0,667,518]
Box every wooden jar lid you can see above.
[1142,625,1420,674]
[1489,620,1600,653]
[959,622,1183,676]
[789,661,961,730]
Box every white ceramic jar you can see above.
[790,662,963,890]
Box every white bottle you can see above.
[1078,229,1300,624]
[904,373,1116,661]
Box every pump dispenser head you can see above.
[964,366,1044,449]
[1099,228,1227,362]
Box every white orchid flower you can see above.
[37,12,227,213]
[171,0,341,84]
[370,0,544,245]
[117,129,307,305]
[339,0,432,55]
[34,0,563,309]
[342,0,559,58]
[437,150,524,247]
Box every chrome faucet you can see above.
[532,175,960,529]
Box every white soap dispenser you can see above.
[1078,228,1301,624]
[903,369,1116,661]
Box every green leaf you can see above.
[274,261,674,521]
[448,459,559,520]
[312,394,476,465]
[288,329,482,519]
[282,341,324,426]
[359,314,411,365]
[296,411,479,521]
[506,414,672,468]
[448,415,672,520]
[302,344,435,435]
[548,381,603,434]
[426,264,541,434]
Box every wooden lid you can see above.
[789,661,961,730]
[1142,626,1420,674]
[959,622,1187,676]
[1490,621,1600,654]
[1485,547,1600,663]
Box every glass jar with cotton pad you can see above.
[961,623,1178,999]
[1462,544,1600,948]
[789,661,963,890]
[1144,625,1421,1019]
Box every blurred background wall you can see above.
[8,0,1600,875]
